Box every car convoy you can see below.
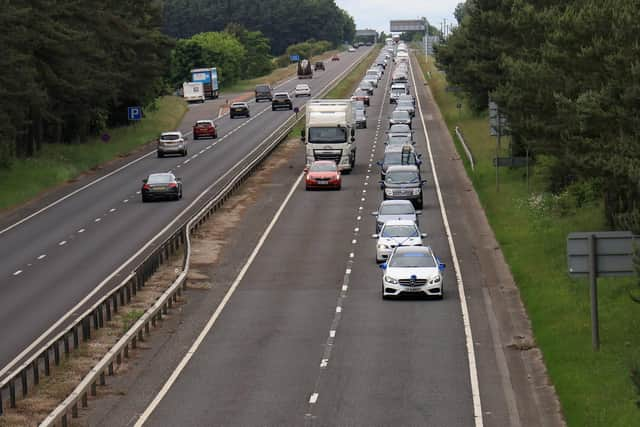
[150,41,446,299]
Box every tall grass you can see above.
[0,96,187,211]
[416,53,640,427]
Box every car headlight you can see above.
[385,189,393,196]
[377,244,390,249]
[412,188,421,195]
[429,275,442,284]
[384,275,398,284]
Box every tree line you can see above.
[436,0,640,231]
[0,1,355,167]
[162,0,355,54]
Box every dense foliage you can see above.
[436,0,640,230]
[0,0,172,166]
[162,0,356,54]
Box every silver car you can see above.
[157,131,187,157]
[371,200,421,233]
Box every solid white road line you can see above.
[133,172,305,427]
[409,56,484,427]
[37,254,46,260]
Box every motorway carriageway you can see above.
[119,54,526,426]
[0,47,372,379]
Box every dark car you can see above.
[142,173,182,202]
[314,61,325,71]
[272,92,293,111]
[331,54,340,61]
[380,165,426,208]
[192,120,217,139]
[377,145,421,178]
[255,84,273,102]
[230,102,250,118]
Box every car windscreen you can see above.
[386,171,420,184]
[310,163,337,172]
[308,127,347,143]
[384,152,416,165]
[397,101,413,108]
[161,134,180,141]
[389,252,436,268]
[148,174,173,184]
[389,125,410,133]
[379,204,414,215]
[381,225,418,238]
[386,135,411,144]
[391,111,409,120]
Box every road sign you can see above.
[128,106,142,121]
[566,231,637,350]
[489,101,510,136]
[289,54,300,62]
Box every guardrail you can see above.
[455,126,475,171]
[0,48,374,426]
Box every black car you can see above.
[377,146,421,178]
[230,102,250,118]
[272,92,293,111]
[380,165,426,208]
[142,173,182,202]
[255,84,273,102]
[314,61,325,71]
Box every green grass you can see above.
[416,53,640,426]
[0,96,187,211]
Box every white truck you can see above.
[183,82,205,103]
[301,100,356,172]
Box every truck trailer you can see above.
[297,59,313,79]
[301,100,357,172]
[190,67,219,99]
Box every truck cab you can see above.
[301,100,357,173]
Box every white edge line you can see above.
[409,56,484,426]
[133,172,305,426]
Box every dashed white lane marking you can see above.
[320,359,328,368]
[352,239,357,244]
[329,330,336,338]
[336,306,342,313]
[78,228,85,233]
[184,159,191,164]
[136,191,141,194]
[123,199,129,203]
[361,197,366,202]
[94,218,101,222]
[58,240,67,246]
[356,216,362,220]
[309,393,319,404]
[13,270,22,276]
[110,208,116,212]
[346,268,352,274]
[353,227,359,233]
[176,165,181,168]
[342,285,348,291]
[37,254,46,260]
[349,252,354,258]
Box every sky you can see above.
[335,0,460,34]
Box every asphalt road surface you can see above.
[133,55,484,426]
[0,47,372,377]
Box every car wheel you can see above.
[157,151,163,158]
[289,106,293,110]
[142,196,149,203]
[272,107,276,111]
[336,184,341,191]
[305,185,310,191]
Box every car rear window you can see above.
[275,94,289,99]
[148,174,173,184]
[310,162,337,172]
[255,85,270,91]
[161,134,180,141]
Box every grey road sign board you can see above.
[567,231,635,277]
[390,19,426,32]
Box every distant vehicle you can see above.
[351,89,370,106]
[192,120,217,139]
[372,200,420,233]
[389,110,412,128]
[362,76,378,88]
[378,145,421,178]
[396,98,416,117]
[297,59,313,79]
[255,84,273,102]
[355,109,367,129]
[190,68,219,99]
[157,131,186,158]
[352,100,366,115]
[379,246,445,299]
[331,54,340,61]
[305,160,341,190]
[390,83,410,103]
[348,47,356,52]
[142,173,183,202]
[183,82,205,103]
[358,81,374,96]
[388,124,412,134]
[380,165,425,208]
[366,69,382,80]
[230,102,250,118]
[385,133,414,147]
[302,100,356,172]
[272,92,293,110]
[295,84,311,97]
[314,61,325,71]
[372,219,426,262]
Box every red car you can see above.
[193,120,218,139]
[331,54,340,61]
[305,161,341,190]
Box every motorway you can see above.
[102,53,524,426]
[0,47,372,378]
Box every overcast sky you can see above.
[335,0,460,33]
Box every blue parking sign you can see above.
[128,106,142,121]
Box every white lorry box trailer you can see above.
[302,100,356,172]
[183,82,205,103]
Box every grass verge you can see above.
[416,53,640,426]
[0,96,187,211]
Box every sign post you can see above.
[127,106,142,122]
[567,231,636,350]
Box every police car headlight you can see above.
[385,189,394,196]
[384,275,398,284]
[412,188,421,196]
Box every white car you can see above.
[348,47,356,52]
[294,84,311,97]
[380,246,445,299]
[372,220,425,262]
[157,131,186,157]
